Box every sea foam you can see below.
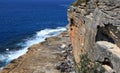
[0,27,66,69]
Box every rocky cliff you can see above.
[0,0,120,73]
[67,0,120,73]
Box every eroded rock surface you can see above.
[0,0,120,73]
[68,0,120,72]
[94,41,120,73]
[0,31,71,73]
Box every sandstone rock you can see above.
[94,41,120,73]
[68,0,120,63]
[68,0,120,72]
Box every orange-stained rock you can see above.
[67,0,120,64]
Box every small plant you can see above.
[73,53,105,73]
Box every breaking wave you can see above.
[0,27,66,69]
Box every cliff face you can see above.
[67,0,120,72]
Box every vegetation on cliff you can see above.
[68,0,120,72]
[74,53,105,73]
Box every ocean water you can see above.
[0,0,73,68]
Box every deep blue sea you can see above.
[0,0,73,68]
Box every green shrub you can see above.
[73,53,105,73]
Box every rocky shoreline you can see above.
[1,0,120,72]
[0,31,74,73]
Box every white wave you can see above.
[0,27,66,68]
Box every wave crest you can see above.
[0,27,66,68]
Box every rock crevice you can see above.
[68,0,120,72]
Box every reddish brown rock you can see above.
[67,0,120,73]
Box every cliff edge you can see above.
[67,0,120,73]
[0,0,120,73]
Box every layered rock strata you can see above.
[67,0,120,72]
[0,0,120,73]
